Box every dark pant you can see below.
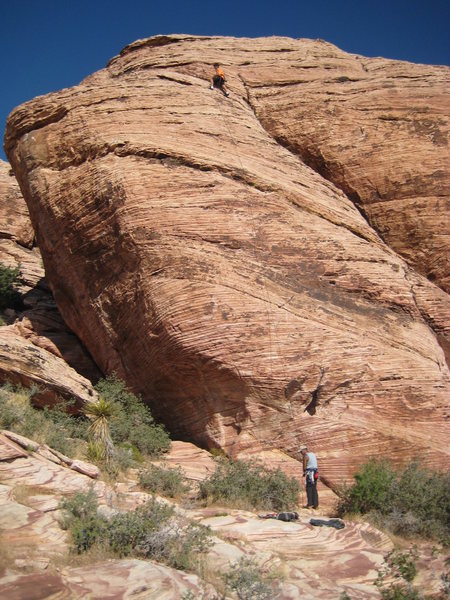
[213,75,225,88]
[306,480,319,508]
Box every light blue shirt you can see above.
[305,452,318,470]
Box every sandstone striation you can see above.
[4,35,449,485]
[0,160,34,248]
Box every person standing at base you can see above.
[209,63,230,96]
[300,445,319,509]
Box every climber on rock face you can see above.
[209,63,230,97]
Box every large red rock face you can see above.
[4,36,449,485]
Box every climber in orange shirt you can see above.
[210,63,230,97]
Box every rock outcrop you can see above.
[0,160,101,397]
[4,36,449,485]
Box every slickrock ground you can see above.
[0,159,101,401]
[0,431,446,599]
[4,35,450,486]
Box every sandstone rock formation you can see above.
[4,35,449,485]
[0,159,101,396]
[0,160,34,249]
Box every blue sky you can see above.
[1,0,449,162]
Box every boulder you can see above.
[0,160,101,384]
[0,326,97,408]
[4,35,449,485]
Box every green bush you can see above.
[59,487,107,553]
[58,491,213,570]
[338,459,397,515]
[105,497,175,556]
[134,516,213,571]
[94,376,171,457]
[200,458,301,511]
[0,384,88,457]
[139,464,190,498]
[224,557,279,600]
[375,547,421,600]
[338,459,450,544]
[0,262,23,311]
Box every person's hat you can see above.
[299,445,307,452]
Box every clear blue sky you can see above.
[1,0,449,162]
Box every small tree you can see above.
[0,262,23,311]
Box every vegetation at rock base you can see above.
[0,383,89,456]
[138,463,190,498]
[59,488,213,571]
[0,377,170,478]
[337,459,450,545]
[94,375,171,457]
[0,262,23,314]
[200,457,301,511]
[0,262,24,325]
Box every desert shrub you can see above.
[200,458,301,511]
[43,400,89,441]
[135,516,213,571]
[224,557,279,600]
[94,375,171,457]
[0,384,24,429]
[338,459,396,515]
[114,443,144,471]
[59,487,107,553]
[338,459,450,544]
[0,262,23,311]
[0,384,89,457]
[105,497,175,556]
[59,491,212,570]
[85,440,105,464]
[375,547,421,600]
[138,464,190,498]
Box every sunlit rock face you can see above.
[5,35,449,485]
[0,159,101,390]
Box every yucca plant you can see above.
[84,397,116,464]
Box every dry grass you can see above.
[12,485,55,507]
[0,529,14,574]
[0,528,46,574]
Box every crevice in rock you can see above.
[237,75,380,247]
[403,266,449,368]
[304,368,326,415]
[157,74,193,86]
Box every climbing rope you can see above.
[213,89,280,378]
